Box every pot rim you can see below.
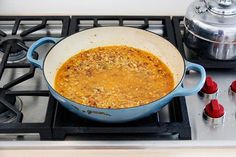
[42,26,187,110]
[183,17,236,45]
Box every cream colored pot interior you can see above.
[44,27,185,89]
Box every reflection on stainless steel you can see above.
[202,111,225,126]
[198,90,218,100]
[228,87,236,99]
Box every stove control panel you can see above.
[186,71,236,140]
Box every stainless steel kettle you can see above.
[184,0,236,60]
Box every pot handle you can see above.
[27,37,61,69]
[172,61,206,97]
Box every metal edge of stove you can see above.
[1,141,236,149]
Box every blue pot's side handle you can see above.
[27,37,61,69]
[172,61,206,97]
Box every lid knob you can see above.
[205,0,236,15]
[218,0,233,7]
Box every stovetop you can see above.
[0,16,235,142]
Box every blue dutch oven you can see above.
[27,27,206,123]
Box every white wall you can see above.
[0,0,193,16]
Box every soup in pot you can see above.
[55,46,174,109]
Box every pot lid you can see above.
[184,0,236,44]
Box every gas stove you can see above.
[0,16,235,143]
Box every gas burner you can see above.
[6,50,27,63]
[0,89,16,114]
[0,96,22,123]
[0,35,26,63]
[0,89,23,123]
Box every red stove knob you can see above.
[204,99,224,118]
[230,81,236,93]
[201,76,218,94]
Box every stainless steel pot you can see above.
[184,0,236,60]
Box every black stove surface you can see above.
[172,16,236,69]
[0,16,191,140]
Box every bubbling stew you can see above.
[55,46,174,109]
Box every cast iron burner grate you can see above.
[51,16,191,140]
[172,16,236,69]
[53,97,191,140]
[0,16,70,140]
[0,17,68,63]
[0,35,26,63]
[69,16,176,45]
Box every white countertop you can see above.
[0,0,192,16]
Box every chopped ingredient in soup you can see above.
[55,46,174,109]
